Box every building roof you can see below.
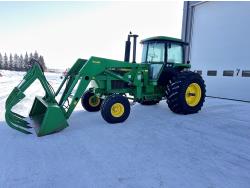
[141,36,188,44]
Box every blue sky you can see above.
[0,1,183,69]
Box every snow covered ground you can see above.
[0,70,250,188]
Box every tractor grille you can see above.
[111,80,129,89]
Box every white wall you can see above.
[190,2,250,101]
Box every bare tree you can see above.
[4,53,8,70]
[0,53,3,69]
[0,51,47,71]
[24,52,29,70]
[14,54,19,71]
[39,55,47,71]
[9,54,14,70]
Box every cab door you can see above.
[146,42,165,80]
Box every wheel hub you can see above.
[111,103,125,117]
[185,83,201,107]
[88,96,100,107]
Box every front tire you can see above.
[166,71,206,114]
[81,91,102,112]
[101,94,130,123]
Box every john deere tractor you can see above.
[5,33,206,136]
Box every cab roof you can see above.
[141,36,188,45]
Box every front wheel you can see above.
[101,94,130,123]
[166,71,206,114]
[81,91,102,112]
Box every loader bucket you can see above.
[29,96,68,136]
[5,91,68,136]
[5,59,69,136]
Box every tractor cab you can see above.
[123,33,189,82]
[140,36,188,80]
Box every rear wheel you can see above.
[81,91,102,112]
[166,71,206,114]
[101,94,130,123]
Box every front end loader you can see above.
[5,33,206,136]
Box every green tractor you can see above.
[5,33,206,136]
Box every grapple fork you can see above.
[5,59,68,136]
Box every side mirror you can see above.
[187,60,190,64]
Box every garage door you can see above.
[190,1,250,101]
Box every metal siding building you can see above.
[182,1,250,101]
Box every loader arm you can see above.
[56,56,143,119]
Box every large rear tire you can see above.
[81,91,102,112]
[166,71,206,114]
[101,94,130,123]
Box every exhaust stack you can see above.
[124,32,139,63]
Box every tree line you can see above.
[0,51,47,72]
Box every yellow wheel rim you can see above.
[185,83,202,107]
[88,96,100,107]
[111,103,125,117]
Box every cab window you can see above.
[167,43,184,64]
[147,43,165,62]
[141,44,148,63]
